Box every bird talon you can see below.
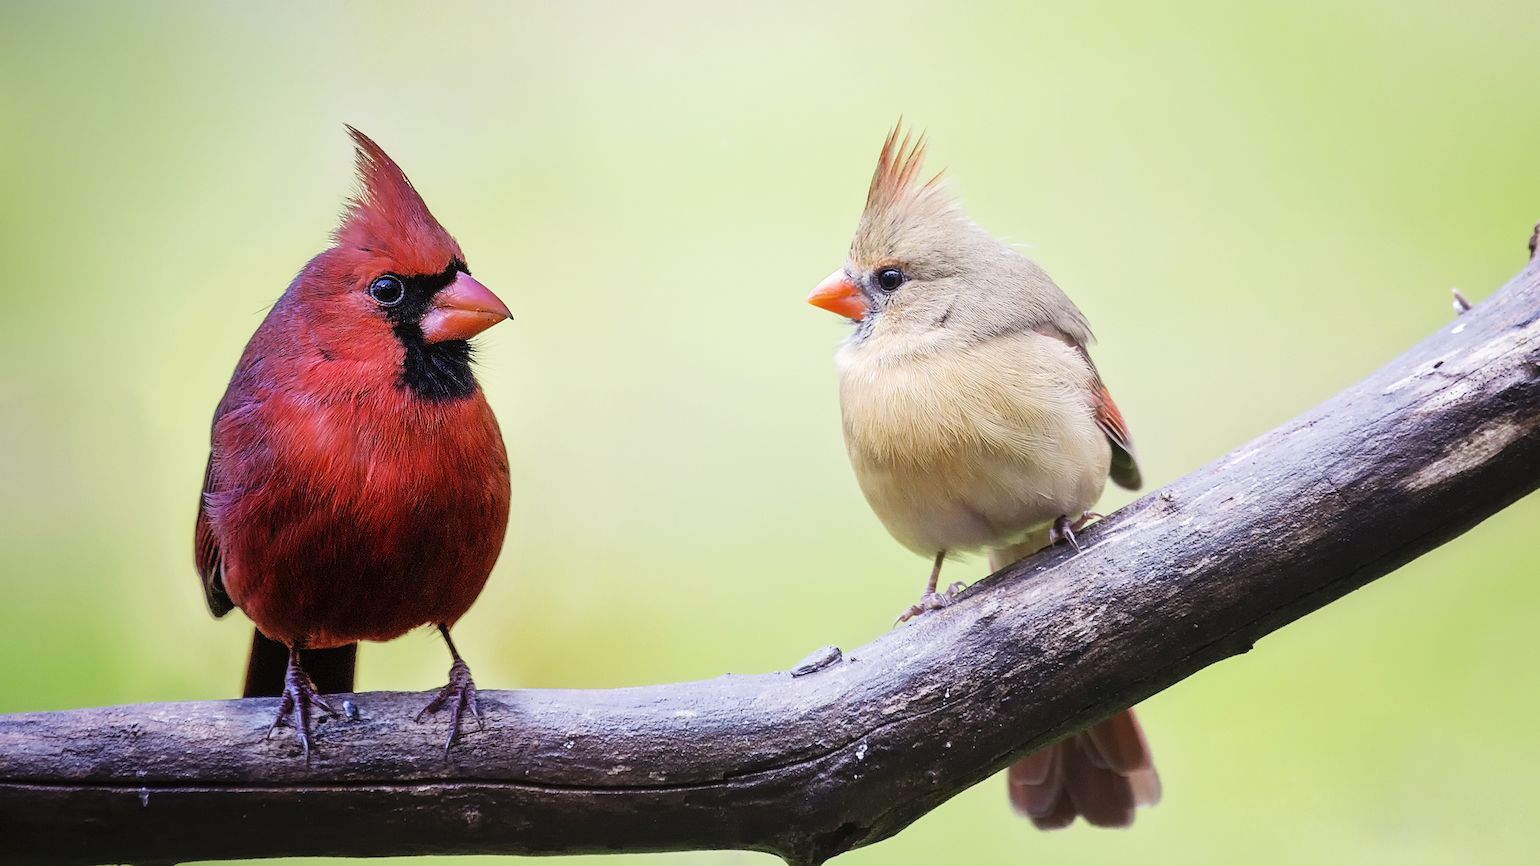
[414,701,440,724]
[1049,515,1083,552]
[266,649,337,761]
[468,693,485,731]
[894,552,968,625]
[266,692,295,739]
[418,656,480,754]
[894,586,965,625]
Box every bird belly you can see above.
[210,394,510,648]
[839,341,1111,557]
[221,480,503,648]
[852,443,1105,557]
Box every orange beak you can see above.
[808,269,868,320]
[421,272,512,343]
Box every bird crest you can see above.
[334,126,462,274]
[861,123,951,226]
[851,123,957,263]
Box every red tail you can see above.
[1007,708,1161,829]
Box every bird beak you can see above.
[421,272,512,343]
[808,270,868,321]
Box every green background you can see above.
[3,2,1538,863]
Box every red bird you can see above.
[194,128,512,756]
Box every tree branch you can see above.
[5,254,1540,866]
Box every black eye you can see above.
[876,268,906,292]
[369,275,405,307]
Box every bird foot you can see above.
[895,581,968,625]
[266,662,337,762]
[417,658,482,755]
[1049,512,1103,552]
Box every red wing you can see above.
[195,453,234,617]
[1093,385,1132,453]
[197,346,267,619]
[1094,383,1142,491]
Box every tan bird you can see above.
[808,126,1158,829]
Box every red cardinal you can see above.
[194,128,512,756]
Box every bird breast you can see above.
[836,331,1111,556]
[209,382,510,648]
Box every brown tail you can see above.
[1006,708,1161,830]
[242,630,357,698]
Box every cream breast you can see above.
[837,329,1111,556]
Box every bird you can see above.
[194,127,513,758]
[807,126,1158,828]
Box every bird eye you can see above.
[876,268,906,292]
[369,275,405,307]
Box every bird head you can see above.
[331,127,509,343]
[809,125,1088,347]
[285,128,512,400]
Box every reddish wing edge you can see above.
[1038,327,1143,491]
[1093,382,1142,490]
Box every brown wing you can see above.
[1035,326,1143,491]
[195,453,234,617]
[1091,379,1141,490]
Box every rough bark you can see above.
[3,253,1539,866]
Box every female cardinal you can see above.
[808,127,1158,828]
[194,127,512,757]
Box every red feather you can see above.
[1092,380,1141,490]
[1092,384,1132,456]
[1007,709,1162,830]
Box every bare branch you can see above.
[4,257,1540,866]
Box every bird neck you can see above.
[392,324,478,402]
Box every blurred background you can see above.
[3,1,1538,863]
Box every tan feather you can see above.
[864,123,946,219]
[838,330,1110,556]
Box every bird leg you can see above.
[1049,512,1104,552]
[416,624,482,755]
[896,551,967,624]
[265,643,338,762]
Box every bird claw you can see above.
[266,663,337,763]
[417,658,482,756]
[1049,512,1103,553]
[1048,518,1080,551]
[895,581,968,625]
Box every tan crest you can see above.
[863,123,947,222]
